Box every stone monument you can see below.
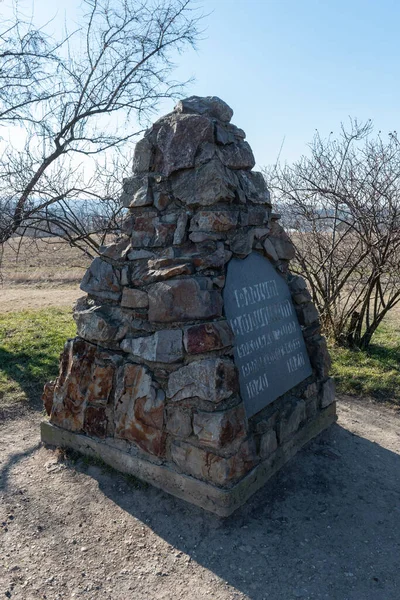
[41,96,336,516]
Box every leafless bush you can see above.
[265,120,400,349]
[0,0,202,259]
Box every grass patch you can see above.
[0,308,75,408]
[330,318,400,405]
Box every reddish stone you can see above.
[114,363,166,457]
[147,278,223,323]
[49,340,117,433]
[42,381,55,416]
[84,406,108,438]
[183,321,234,354]
[86,363,114,405]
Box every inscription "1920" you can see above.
[223,253,313,418]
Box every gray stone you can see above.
[171,158,237,206]
[120,330,183,363]
[167,358,238,404]
[132,137,153,173]
[80,258,121,301]
[215,123,236,145]
[130,184,153,207]
[131,213,176,248]
[305,395,319,420]
[194,141,217,166]
[292,290,312,305]
[307,336,331,379]
[121,288,148,309]
[217,141,255,170]
[269,235,296,261]
[193,404,247,449]
[288,275,308,294]
[253,227,270,240]
[153,113,214,176]
[277,399,306,443]
[321,377,335,408]
[259,429,278,459]
[248,207,270,226]
[173,213,189,245]
[126,249,155,260]
[189,231,224,242]
[262,238,279,262]
[174,96,233,123]
[227,123,246,139]
[165,406,192,438]
[238,171,271,205]
[99,237,131,260]
[230,229,254,257]
[190,210,239,233]
[147,278,223,323]
[296,302,320,326]
[73,305,128,343]
[120,175,151,208]
[302,382,318,399]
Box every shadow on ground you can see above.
[75,422,400,600]
[0,346,49,419]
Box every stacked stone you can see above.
[42,96,334,502]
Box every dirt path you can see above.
[1,398,400,600]
[0,287,83,313]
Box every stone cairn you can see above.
[42,96,335,516]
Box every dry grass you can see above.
[1,236,91,288]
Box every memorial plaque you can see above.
[224,253,312,418]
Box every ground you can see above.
[1,399,400,600]
[1,238,400,599]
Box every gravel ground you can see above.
[1,397,399,600]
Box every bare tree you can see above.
[265,121,400,349]
[0,0,201,256]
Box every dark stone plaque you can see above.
[223,253,312,418]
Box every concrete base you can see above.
[41,402,336,517]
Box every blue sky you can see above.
[2,0,400,168]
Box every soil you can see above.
[1,397,399,600]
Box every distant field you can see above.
[0,236,92,312]
[1,236,91,288]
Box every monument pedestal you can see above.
[41,402,335,516]
[41,96,336,515]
